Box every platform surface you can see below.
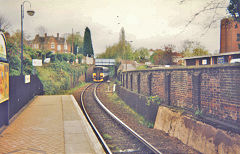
[0,95,105,154]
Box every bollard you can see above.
[107,80,111,92]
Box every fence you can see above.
[9,75,43,119]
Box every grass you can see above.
[59,82,88,95]
[103,133,112,140]
[106,83,154,128]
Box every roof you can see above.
[33,34,66,45]
[182,51,240,60]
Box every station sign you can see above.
[0,32,9,104]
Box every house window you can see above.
[34,44,39,49]
[238,44,240,49]
[57,45,61,51]
[51,42,55,49]
[237,34,240,41]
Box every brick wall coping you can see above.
[122,63,240,73]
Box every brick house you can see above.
[31,33,71,53]
[220,18,240,53]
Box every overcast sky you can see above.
[0,0,229,55]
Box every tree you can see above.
[83,27,94,57]
[228,0,240,21]
[150,45,175,65]
[35,26,47,36]
[67,32,83,55]
[181,40,209,57]
[134,48,149,63]
[0,15,10,32]
[179,0,228,33]
[97,27,134,60]
[119,27,127,57]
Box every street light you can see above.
[21,1,35,75]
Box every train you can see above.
[92,66,109,82]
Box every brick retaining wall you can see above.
[116,85,159,123]
[119,64,240,127]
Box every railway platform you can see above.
[0,95,105,154]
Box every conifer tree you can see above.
[83,27,94,57]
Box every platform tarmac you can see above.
[0,95,105,154]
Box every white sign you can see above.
[202,59,207,65]
[25,75,30,83]
[32,59,42,66]
[44,58,50,63]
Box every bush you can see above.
[136,65,148,70]
[9,55,21,76]
[36,61,85,94]
[146,95,162,106]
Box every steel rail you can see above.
[80,83,112,154]
[94,83,162,154]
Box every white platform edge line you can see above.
[70,95,105,154]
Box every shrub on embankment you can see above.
[36,61,87,95]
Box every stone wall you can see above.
[119,64,240,128]
[154,106,240,154]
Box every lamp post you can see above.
[21,1,35,75]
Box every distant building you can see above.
[172,52,183,65]
[183,18,240,66]
[183,51,240,66]
[220,18,240,53]
[30,33,71,53]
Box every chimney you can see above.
[45,33,47,38]
[57,33,59,39]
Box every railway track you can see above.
[81,83,161,154]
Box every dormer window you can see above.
[51,42,55,49]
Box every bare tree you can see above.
[179,0,228,34]
[0,15,10,32]
[35,26,47,36]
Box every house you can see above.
[31,33,71,53]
